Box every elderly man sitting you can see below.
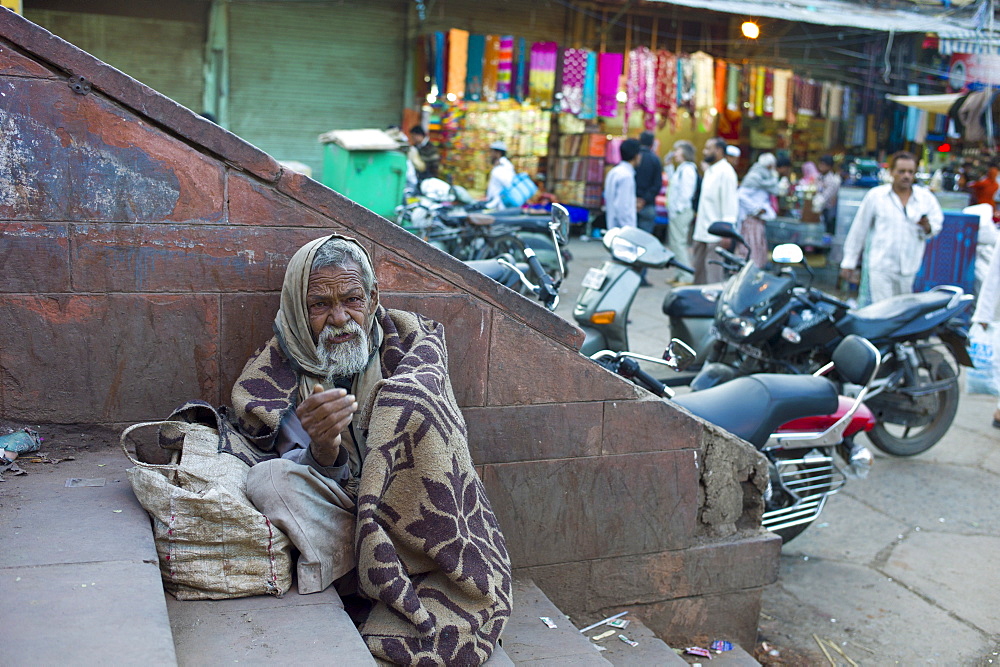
[228,234,511,664]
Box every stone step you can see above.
[0,449,177,665]
[585,615,687,665]
[503,578,612,664]
[166,584,375,665]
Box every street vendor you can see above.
[232,234,511,664]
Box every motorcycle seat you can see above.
[468,213,495,227]
[837,291,955,340]
[662,283,723,317]
[673,374,838,448]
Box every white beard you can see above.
[316,319,370,382]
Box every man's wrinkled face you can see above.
[891,158,917,190]
[672,147,685,165]
[307,263,377,379]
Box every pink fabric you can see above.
[561,48,588,115]
[529,41,558,106]
[597,52,624,118]
[497,36,513,100]
[605,137,623,165]
[626,47,658,130]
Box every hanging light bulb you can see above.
[742,21,760,39]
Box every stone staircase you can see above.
[0,448,757,665]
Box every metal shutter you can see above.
[227,0,407,175]
[25,9,206,112]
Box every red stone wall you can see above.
[0,11,778,648]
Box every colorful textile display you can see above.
[598,52,624,117]
[515,37,527,102]
[466,34,485,101]
[497,36,513,100]
[656,50,677,127]
[678,55,695,111]
[691,51,715,130]
[627,46,658,129]
[562,47,589,115]
[529,41,558,107]
[447,29,469,99]
[579,50,598,119]
[434,31,447,95]
[726,64,740,111]
[715,58,727,116]
[483,35,501,102]
[773,69,792,121]
[754,66,765,117]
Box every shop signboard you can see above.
[947,53,1000,90]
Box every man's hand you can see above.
[839,267,860,283]
[917,214,931,234]
[296,384,357,467]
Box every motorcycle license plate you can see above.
[581,267,607,291]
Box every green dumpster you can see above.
[319,129,407,219]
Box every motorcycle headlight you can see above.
[608,236,646,264]
[721,306,756,338]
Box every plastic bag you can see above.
[500,173,538,208]
[966,324,999,395]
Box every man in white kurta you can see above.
[691,137,739,285]
[840,152,943,305]
[604,138,642,229]
[485,140,517,209]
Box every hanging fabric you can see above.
[465,35,485,101]
[828,84,844,120]
[434,31,447,96]
[579,51,598,119]
[483,35,501,102]
[562,47,588,115]
[597,52,623,117]
[754,66,766,117]
[691,51,715,131]
[514,37,527,102]
[413,35,430,102]
[772,69,792,122]
[656,50,677,129]
[529,41,558,107]
[714,58,727,116]
[447,29,469,100]
[678,55,695,111]
[497,36,513,100]
[763,69,775,116]
[726,64,740,111]
[627,47,657,130]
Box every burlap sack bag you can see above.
[121,421,293,600]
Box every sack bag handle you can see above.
[120,420,189,469]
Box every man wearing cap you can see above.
[486,140,517,208]
[725,145,741,170]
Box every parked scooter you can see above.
[573,226,694,357]
[596,334,881,542]
[691,223,974,457]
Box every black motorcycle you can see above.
[692,223,974,457]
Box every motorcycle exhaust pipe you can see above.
[840,440,873,479]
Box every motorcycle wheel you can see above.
[763,448,838,543]
[866,349,959,457]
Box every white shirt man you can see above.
[665,141,698,283]
[691,138,738,284]
[604,138,643,229]
[485,141,516,208]
[840,153,943,304]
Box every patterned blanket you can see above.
[227,307,512,665]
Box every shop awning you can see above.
[885,93,962,114]
[648,0,994,39]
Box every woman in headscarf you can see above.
[737,152,781,268]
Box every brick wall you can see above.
[0,11,779,647]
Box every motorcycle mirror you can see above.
[549,203,571,242]
[707,221,738,238]
[772,243,805,264]
[663,338,697,371]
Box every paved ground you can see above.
[556,233,1000,665]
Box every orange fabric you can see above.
[969,168,999,209]
[482,35,500,102]
[447,29,469,98]
[714,59,727,114]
